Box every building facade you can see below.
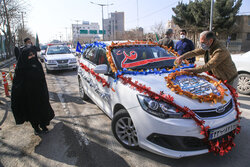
[104,11,125,41]
[72,21,102,45]
[229,15,250,52]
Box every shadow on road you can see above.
[35,122,130,167]
[48,91,93,105]
[45,69,78,77]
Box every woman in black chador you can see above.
[11,47,54,135]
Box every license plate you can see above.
[209,120,238,140]
[58,64,68,67]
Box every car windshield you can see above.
[47,46,71,55]
[41,45,47,50]
[111,45,176,70]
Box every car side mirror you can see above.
[94,64,109,74]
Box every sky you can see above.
[24,0,250,44]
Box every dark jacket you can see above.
[182,39,238,82]
[158,37,174,49]
[14,46,20,60]
[175,38,195,63]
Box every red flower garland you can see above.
[117,74,241,156]
[79,43,241,156]
[79,61,241,155]
[79,63,111,89]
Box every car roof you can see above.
[103,40,133,46]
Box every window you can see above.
[96,48,108,65]
[247,33,250,40]
[86,47,98,64]
[248,16,250,26]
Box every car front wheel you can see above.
[112,109,139,150]
[237,73,250,95]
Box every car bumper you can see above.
[46,63,77,70]
[127,105,237,158]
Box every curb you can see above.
[0,57,16,68]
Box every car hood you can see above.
[45,53,75,60]
[128,73,232,110]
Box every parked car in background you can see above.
[77,41,240,158]
[38,45,47,62]
[232,51,250,95]
[44,45,77,73]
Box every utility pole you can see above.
[209,0,214,31]
[21,12,25,30]
[75,20,80,42]
[65,27,68,42]
[90,1,113,41]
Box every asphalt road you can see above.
[0,62,250,167]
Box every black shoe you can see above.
[40,126,49,133]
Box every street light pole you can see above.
[209,0,214,31]
[90,1,113,41]
[101,5,104,41]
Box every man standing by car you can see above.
[176,31,238,89]
[20,37,41,59]
[158,29,174,49]
[175,29,195,63]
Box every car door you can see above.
[91,47,113,116]
[78,47,96,100]
[83,47,102,104]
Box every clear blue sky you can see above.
[24,0,250,43]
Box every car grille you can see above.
[57,60,68,64]
[193,99,233,118]
[147,133,207,151]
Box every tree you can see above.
[213,0,242,37]
[0,0,26,59]
[172,0,242,40]
[151,21,166,39]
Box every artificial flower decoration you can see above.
[165,71,228,104]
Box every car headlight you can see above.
[70,58,77,63]
[47,60,57,64]
[137,95,184,119]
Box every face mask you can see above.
[27,44,32,47]
[201,43,210,50]
[180,35,186,39]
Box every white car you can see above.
[232,51,250,95]
[44,45,77,73]
[78,41,240,158]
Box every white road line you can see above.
[51,74,89,146]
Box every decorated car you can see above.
[77,41,241,158]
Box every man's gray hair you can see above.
[200,31,216,40]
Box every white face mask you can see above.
[180,35,186,39]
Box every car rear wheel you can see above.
[112,109,140,150]
[237,73,250,95]
[78,78,89,100]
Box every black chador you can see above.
[11,47,54,135]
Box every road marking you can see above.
[50,74,89,146]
